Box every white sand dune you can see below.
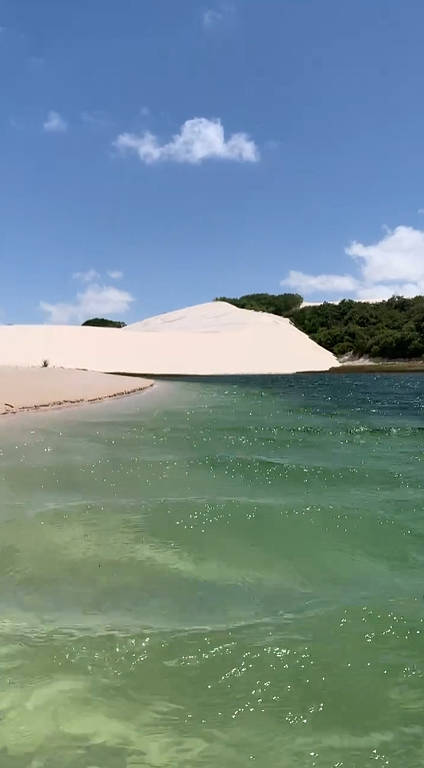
[0,302,338,376]
[0,367,153,415]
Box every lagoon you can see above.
[0,375,423,766]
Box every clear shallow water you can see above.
[0,374,423,767]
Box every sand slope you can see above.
[125,301,296,333]
[0,302,338,375]
[0,367,153,415]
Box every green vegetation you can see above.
[217,292,302,315]
[82,318,127,328]
[292,296,424,359]
[219,293,424,359]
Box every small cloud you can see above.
[40,280,134,324]
[107,270,123,280]
[114,117,259,165]
[140,106,150,117]
[418,208,424,215]
[203,9,224,27]
[202,4,235,29]
[73,269,100,283]
[43,110,68,133]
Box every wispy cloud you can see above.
[203,9,224,27]
[28,56,45,70]
[114,117,259,165]
[41,272,133,323]
[73,269,100,283]
[81,110,111,129]
[9,116,23,131]
[202,4,234,28]
[107,270,123,280]
[43,110,68,133]
[282,272,359,295]
[418,208,424,215]
[281,226,424,300]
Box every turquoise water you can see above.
[0,374,423,767]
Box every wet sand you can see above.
[0,367,153,415]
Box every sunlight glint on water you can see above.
[0,375,423,767]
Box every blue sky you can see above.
[2,0,424,324]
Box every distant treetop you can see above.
[216,293,303,316]
[82,318,127,328]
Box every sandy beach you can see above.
[0,367,153,415]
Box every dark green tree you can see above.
[291,296,424,359]
[82,318,127,328]
[216,293,303,316]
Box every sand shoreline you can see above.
[0,367,154,416]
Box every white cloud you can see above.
[281,226,424,300]
[346,226,424,284]
[202,4,234,28]
[43,110,68,133]
[281,271,359,294]
[107,270,123,280]
[73,269,100,283]
[203,9,224,27]
[418,208,424,215]
[40,281,134,324]
[114,117,259,165]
